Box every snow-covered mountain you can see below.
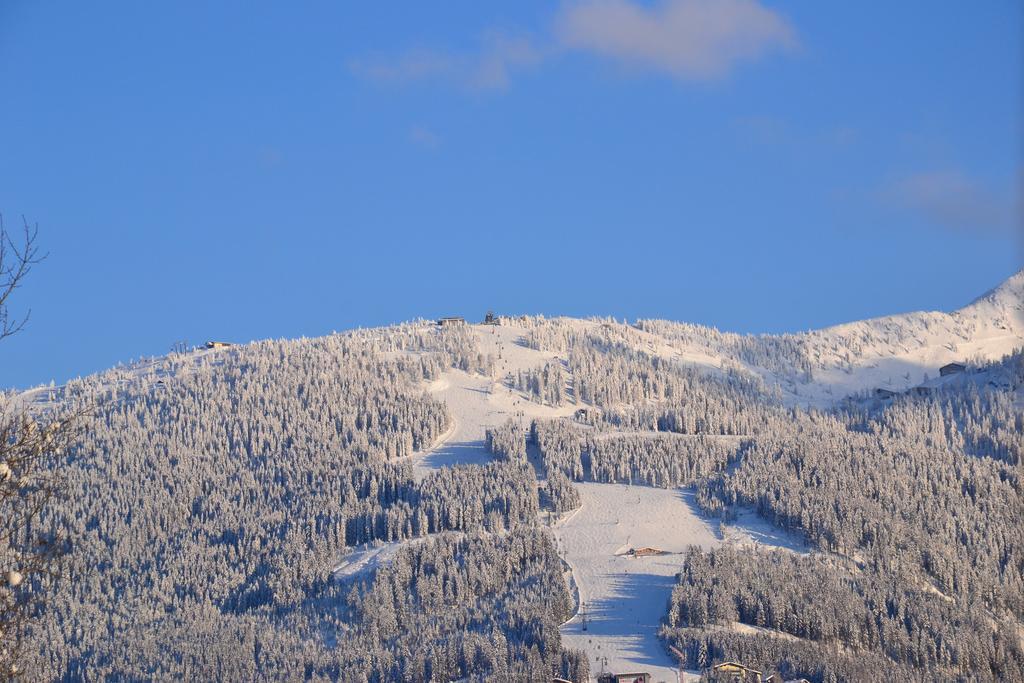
[634,268,1024,405]
[5,267,1022,682]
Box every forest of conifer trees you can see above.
[4,316,1021,681]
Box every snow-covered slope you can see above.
[635,269,1024,406]
[7,271,1020,681]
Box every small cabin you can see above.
[910,386,932,397]
[940,362,966,377]
[874,388,897,400]
[710,661,763,683]
[205,341,232,349]
[437,316,465,327]
[597,673,651,683]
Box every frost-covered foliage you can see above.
[485,419,527,461]
[524,321,1024,680]
[695,401,1024,618]
[521,318,579,354]
[339,529,588,682]
[570,337,764,412]
[681,382,1024,679]
[16,306,1024,681]
[0,406,72,677]
[588,433,745,488]
[345,460,540,545]
[991,346,1024,384]
[531,420,586,481]
[358,320,497,377]
[667,626,919,682]
[635,319,820,382]
[416,462,539,536]
[531,420,744,489]
[664,546,1024,682]
[542,470,581,513]
[511,361,566,406]
[19,325,585,679]
[872,380,1023,466]
[566,334,776,435]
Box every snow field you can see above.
[553,483,719,682]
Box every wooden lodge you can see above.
[705,660,809,683]
[597,673,651,683]
[940,362,966,377]
[874,388,897,400]
[709,661,763,682]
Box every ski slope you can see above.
[411,324,579,480]
[408,324,810,682]
[554,483,717,682]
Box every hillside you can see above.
[2,271,1022,682]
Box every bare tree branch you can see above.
[0,215,46,343]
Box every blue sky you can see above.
[1,1,1021,388]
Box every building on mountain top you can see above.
[205,341,232,349]
[940,362,966,376]
[436,316,465,326]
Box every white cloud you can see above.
[889,170,1015,236]
[350,1,796,91]
[555,0,797,80]
[349,33,543,92]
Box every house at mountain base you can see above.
[709,661,763,682]
[597,673,650,683]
